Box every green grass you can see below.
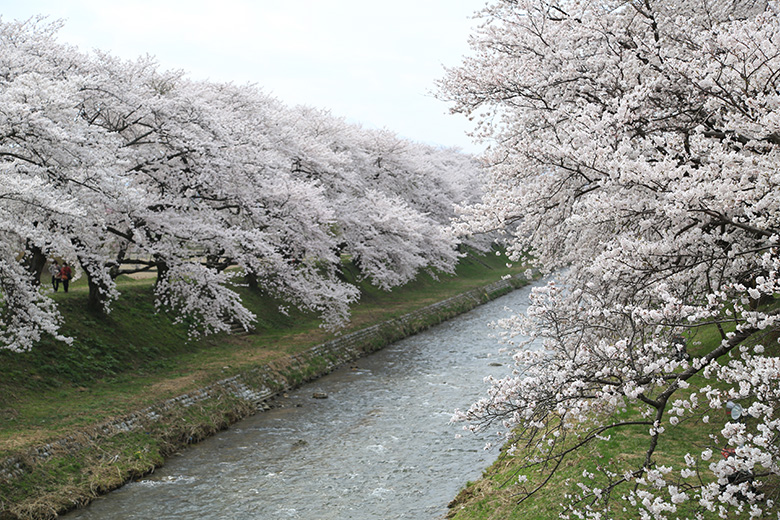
[0,249,527,459]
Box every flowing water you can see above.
[65,281,540,519]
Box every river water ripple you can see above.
[65,281,540,519]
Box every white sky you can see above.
[0,0,486,154]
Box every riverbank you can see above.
[443,316,780,520]
[0,253,529,520]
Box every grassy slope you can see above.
[446,313,780,519]
[0,250,525,459]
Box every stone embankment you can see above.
[0,275,528,519]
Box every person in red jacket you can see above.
[60,263,73,293]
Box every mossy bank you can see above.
[0,252,529,520]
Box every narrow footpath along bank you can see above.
[0,274,531,520]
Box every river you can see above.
[65,280,539,519]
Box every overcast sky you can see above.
[0,0,486,153]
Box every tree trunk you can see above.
[154,259,169,289]
[86,275,106,313]
[22,242,47,286]
[245,271,259,291]
[77,258,109,313]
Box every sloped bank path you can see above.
[2,275,537,519]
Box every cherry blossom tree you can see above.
[0,16,484,350]
[0,17,127,350]
[440,1,780,518]
[283,105,467,289]
[72,57,361,333]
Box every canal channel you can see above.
[65,280,541,519]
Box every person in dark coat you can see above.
[49,260,61,292]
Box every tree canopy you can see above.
[0,16,485,352]
[439,0,780,518]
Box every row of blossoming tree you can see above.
[440,0,780,518]
[0,17,486,353]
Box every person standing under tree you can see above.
[49,260,61,292]
[59,262,72,293]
